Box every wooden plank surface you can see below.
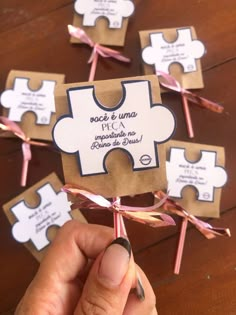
[0,0,235,313]
[135,208,236,315]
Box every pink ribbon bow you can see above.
[68,25,131,82]
[154,191,230,274]
[63,185,175,301]
[62,184,175,238]
[157,70,224,138]
[0,116,51,187]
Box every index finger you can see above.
[39,220,114,284]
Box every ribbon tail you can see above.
[96,45,131,63]
[62,184,112,208]
[113,197,128,239]
[122,211,175,227]
[113,213,127,238]
[192,219,231,239]
[21,142,32,187]
[88,50,99,82]
[181,93,194,138]
[0,116,25,139]
[174,217,188,275]
[113,197,120,238]
[119,215,128,237]
[156,71,224,113]
[183,91,224,113]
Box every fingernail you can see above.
[136,271,145,301]
[98,237,131,288]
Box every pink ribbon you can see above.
[112,197,128,238]
[157,70,224,138]
[62,184,176,235]
[154,191,230,274]
[0,116,51,187]
[68,25,131,82]
[63,185,173,301]
[62,185,229,274]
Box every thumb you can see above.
[75,237,134,315]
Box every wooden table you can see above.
[0,1,236,314]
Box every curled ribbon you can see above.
[62,185,172,301]
[157,70,224,138]
[68,25,131,82]
[0,116,51,187]
[154,191,230,274]
[62,185,230,274]
[62,184,176,234]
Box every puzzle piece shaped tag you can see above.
[53,80,175,176]
[1,77,56,125]
[10,183,72,250]
[166,148,227,202]
[142,28,205,74]
[74,0,135,28]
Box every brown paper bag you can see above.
[139,27,204,90]
[1,70,65,141]
[165,140,226,218]
[53,75,175,198]
[3,173,87,262]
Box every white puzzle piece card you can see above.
[167,148,227,202]
[53,75,174,198]
[1,77,56,125]
[10,183,71,251]
[165,140,227,218]
[0,70,65,141]
[74,0,135,29]
[3,173,87,261]
[53,80,176,176]
[142,27,205,74]
[139,27,205,90]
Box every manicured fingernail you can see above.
[136,271,145,301]
[98,237,131,287]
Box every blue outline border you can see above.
[52,79,176,176]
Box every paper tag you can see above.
[10,183,71,251]
[53,75,171,198]
[53,80,175,176]
[167,148,227,202]
[1,77,56,125]
[74,0,134,29]
[139,27,204,90]
[142,28,205,74]
[0,70,65,140]
[3,173,87,261]
[165,140,227,218]
[71,2,133,46]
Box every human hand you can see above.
[16,221,157,314]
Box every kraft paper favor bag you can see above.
[71,0,135,46]
[165,140,227,218]
[3,173,87,262]
[0,70,65,141]
[140,26,205,90]
[53,75,176,198]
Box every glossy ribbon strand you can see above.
[62,185,230,274]
[62,184,176,229]
[68,25,130,82]
[63,185,176,301]
[154,191,230,274]
[157,70,224,138]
